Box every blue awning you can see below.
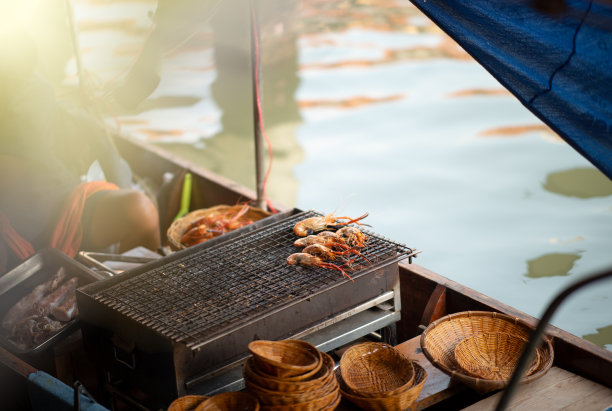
[409,0,612,179]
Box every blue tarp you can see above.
[409,0,612,179]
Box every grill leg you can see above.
[379,323,398,346]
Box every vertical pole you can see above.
[250,0,266,209]
[64,0,86,93]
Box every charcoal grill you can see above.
[76,209,418,409]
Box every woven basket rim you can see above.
[195,391,259,411]
[248,340,321,378]
[243,352,331,392]
[167,204,271,250]
[337,361,427,409]
[168,395,208,411]
[340,341,415,396]
[420,311,554,391]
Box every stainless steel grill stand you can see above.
[185,281,401,396]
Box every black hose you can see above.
[495,267,612,410]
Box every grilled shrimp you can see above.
[293,234,349,249]
[336,226,368,247]
[302,244,345,261]
[181,225,216,246]
[286,253,354,281]
[293,212,369,237]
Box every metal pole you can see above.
[64,0,86,92]
[250,0,266,210]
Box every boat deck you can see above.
[336,336,612,410]
[464,366,612,411]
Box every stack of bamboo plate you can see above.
[195,392,260,411]
[336,342,427,411]
[244,340,341,410]
[420,311,554,393]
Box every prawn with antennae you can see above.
[293,233,350,249]
[336,226,368,248]
[286,253,354,282]
[303,241,372,265]
[293,212,369,237]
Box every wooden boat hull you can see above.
[2,134,610,410]
[116,133,612,390]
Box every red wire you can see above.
[251,1,278,214]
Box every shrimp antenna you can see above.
[332,193,357,216]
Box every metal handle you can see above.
[73,380,96,410]
[113,345,136,370]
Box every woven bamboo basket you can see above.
[336,361,427,411]
[258,391,341,411]
[248,340,320,379]
[167,204,271,250]
[194,392,259,411]
[167,395,208,411]
[255,388,340,411]
[420,311,554,393]
[245,374,338,407]
[339,342,415,397]
[243,352,331,393]
[454,333,540,380]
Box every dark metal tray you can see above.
[0,248,105,355]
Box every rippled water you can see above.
[66,0,612,348]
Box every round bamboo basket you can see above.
[167,204,271,250]
[255,388,340,411]
[248,340,320,379]
[453,333,540,380]
[195,392,259,411]
[167,395,208,411]
[245,375,337,406]
[339,342,415,397]
[243,353,331,393]
[420,311,554,393]
[336,361,427,411]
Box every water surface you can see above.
[69,0,612,349]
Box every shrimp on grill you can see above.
[302,244,348,261]
[181,225,217,247]
[303,242,371,265]
[336,226,368,248]
[293,212,369,237]
[180,203,253,246]
[293,234,349,249]
[286,253,354,281]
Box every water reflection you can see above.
[525,253,582,278]
[543,167,612,198]
[583,324,612,349]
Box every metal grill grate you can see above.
[90,211,415,348]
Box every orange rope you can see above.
[50,181,119,258]
[0,181,118,263]
[0,212,35,261]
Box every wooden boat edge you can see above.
[399,262,612,388]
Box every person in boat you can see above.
[0,29,161,275]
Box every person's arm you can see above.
[57,108,133,189]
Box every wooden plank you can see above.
[418,284,447,332]
[0,346,36,378]
[395,336,463,408]
[463,367,612,411]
